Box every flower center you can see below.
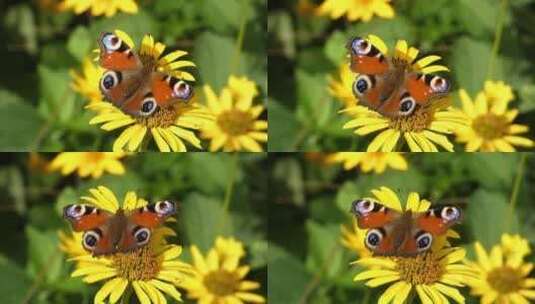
[472,113,508,140]
[83,152,105,163]
[136,107,178,128]
[389,107,433,133]
[395,252,444,285]
[203,270,239,296]
[112,245,160,281]
[217,110,254,136]
[487,266,523,294]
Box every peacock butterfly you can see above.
[350,199,462,256]
[347,37,450,118]
[98,32,194,117]
[63,200,176,256]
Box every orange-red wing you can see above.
[356,210,397,229]
[350,56,389,75]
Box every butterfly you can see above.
[98,32,194,117]
[350,199,462,256]
[63,200,176,256]
[347,37,450,118]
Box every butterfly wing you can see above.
[415,205,463,236]
[347,37,389,75]
[98,32,141,71]
[113,201,177,253]
[117,73,194,117]
[63,204,113,231]
[63,204,119,255]
[351,199,408,255]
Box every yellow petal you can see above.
[132,281,151,304]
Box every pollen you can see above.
[395,252,444,285]
[217,110,255,136]
[487,266,523,294]
[389,107,433,132]
[203,270,240,297]
[472,113,508,140]
[137,107,178,128]
[112,245,160,281]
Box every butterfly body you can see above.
[63,201,176,256]
[98,32,194,117]
[350,199,462,256]
[347,37,450,118]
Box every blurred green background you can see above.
[0,0,266,151]
[0,152,267,303]
[268,152,534,303]
[268,0,535,151]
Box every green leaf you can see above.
[37,65,76,124]
[305,220,344,279]
[467,189,518,249]
[324,31,348,65]
[457,0,499,38]
[466,153,518,190]
[201,0,253,33]
[267,100,300,151]
[296,69,331,128]
[4,4,37,54]
[335,182,360,214]
[451,37,501,96]
[67,26,92,62]
[0,90,43,150]
[26,226,63,284]
[267,12,296,58]
[181,193,232,252]
[0,259,31,303]
[186,154,240,195]
[194,32,235,91]
[269,246,312,304]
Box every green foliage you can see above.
[0,153,267,303]
[268,0,535,151]
[268,153,535,302]
[0,0,265,151]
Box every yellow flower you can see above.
[451,86,534,152]
[70,56,105,105]
[484,80,515,108]
[340,218,371,258]
[201,76,268,152]
[464,234,535,303]
[352,186,472,304]
[328,64,356,109]
[88,30,213,152]
[180,236,266,304]
[327,152,408,174]
[49,152,125,179]
[342,35,468,152]
[60,186,191,304]
[317,0,394,22]
[60,0,138,17]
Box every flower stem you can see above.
[218,153,239,232]
[505,153,527,232]
[230,0,248,75]
[486,0,508,80]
